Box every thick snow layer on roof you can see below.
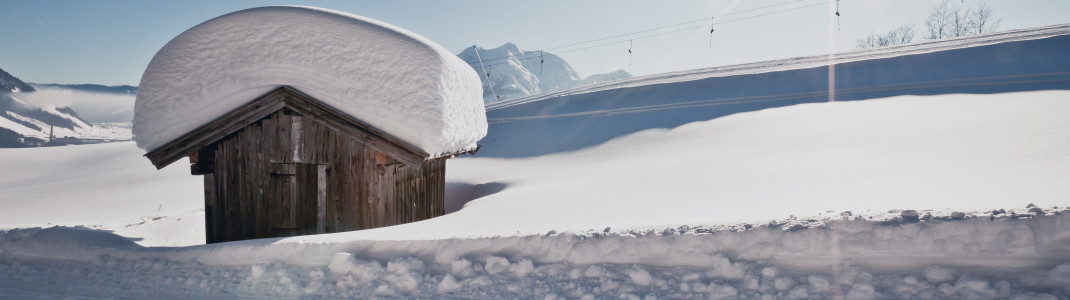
[133,6,486,155]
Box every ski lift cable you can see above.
[468,1,830,69]
[543,0,817,52]
[463,0,831,67]
[473,46,500,101]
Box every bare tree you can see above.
[926,0,954,39]
[857,25,916,49]
[949,4,973,37]
[926,0,1000,40]
[970,2,1001,35]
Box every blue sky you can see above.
[2,0,1068,86]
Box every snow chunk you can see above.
[483,256,509,275]
[133,6,487,155]
[627,265,652,286]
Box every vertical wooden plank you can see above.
[223,139,240,242]
[296,164,307,235]
[291,115,303,163]
[316,164,327,234]
[262,113,278,237]
[277,111,292,164]
[219,141,230,242]
[437,158,446,217]
[276,112,293,235]
[288,115,300,231]
[251,122,268,239]
[323,137,338,234]
[333,134,347,231]
[203,173,216,244]
[242,125,256,240]
[289,170,297,230]
[360,146,375,230]
[353,139,364,230]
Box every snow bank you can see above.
[2,211,1069,298]
[133,6,486,155]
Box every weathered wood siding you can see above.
[200,108,446,243]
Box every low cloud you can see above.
[18,88,135,123]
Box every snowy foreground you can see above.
[2,89,1069,298]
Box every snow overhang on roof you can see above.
[133,6,487,157]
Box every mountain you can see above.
[30,83,137,95]
[457,43,631,104]
[0,68,36,93]
[0,68,131,147]
[580,69,632,86]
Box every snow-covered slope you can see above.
[134,6,486,155]
[2,24,1070,298]
[0,68,132,146]
[0,68,35,93]
[1,94,131,146]
[490,23,1070,112]
[482,24,1070,159]
[457,43,632,104]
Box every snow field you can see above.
[0,142,202,235]
[2,90,1068,298]
[2,211,1069,298]
[397,91,1070,239]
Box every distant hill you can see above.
[31,83,137,95]
[0,69,131,147]
[0,68,36,93]
[457,43,631,104]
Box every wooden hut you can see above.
[133,7,487,244]
[144,86,474,243]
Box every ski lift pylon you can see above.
[709,17,715,48]
[627,39,633,66]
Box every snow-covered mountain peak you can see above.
[457,43,629,104]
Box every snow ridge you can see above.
[1,210,1068,298]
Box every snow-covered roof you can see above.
[133,6,487,155]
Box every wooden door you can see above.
[269,163,326,237]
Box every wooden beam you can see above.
[191,163,215,175]
[145,89,289,169]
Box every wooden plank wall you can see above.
[203,108,447,243]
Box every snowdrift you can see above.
[2,212,1069,298]
[133,6,486,155]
